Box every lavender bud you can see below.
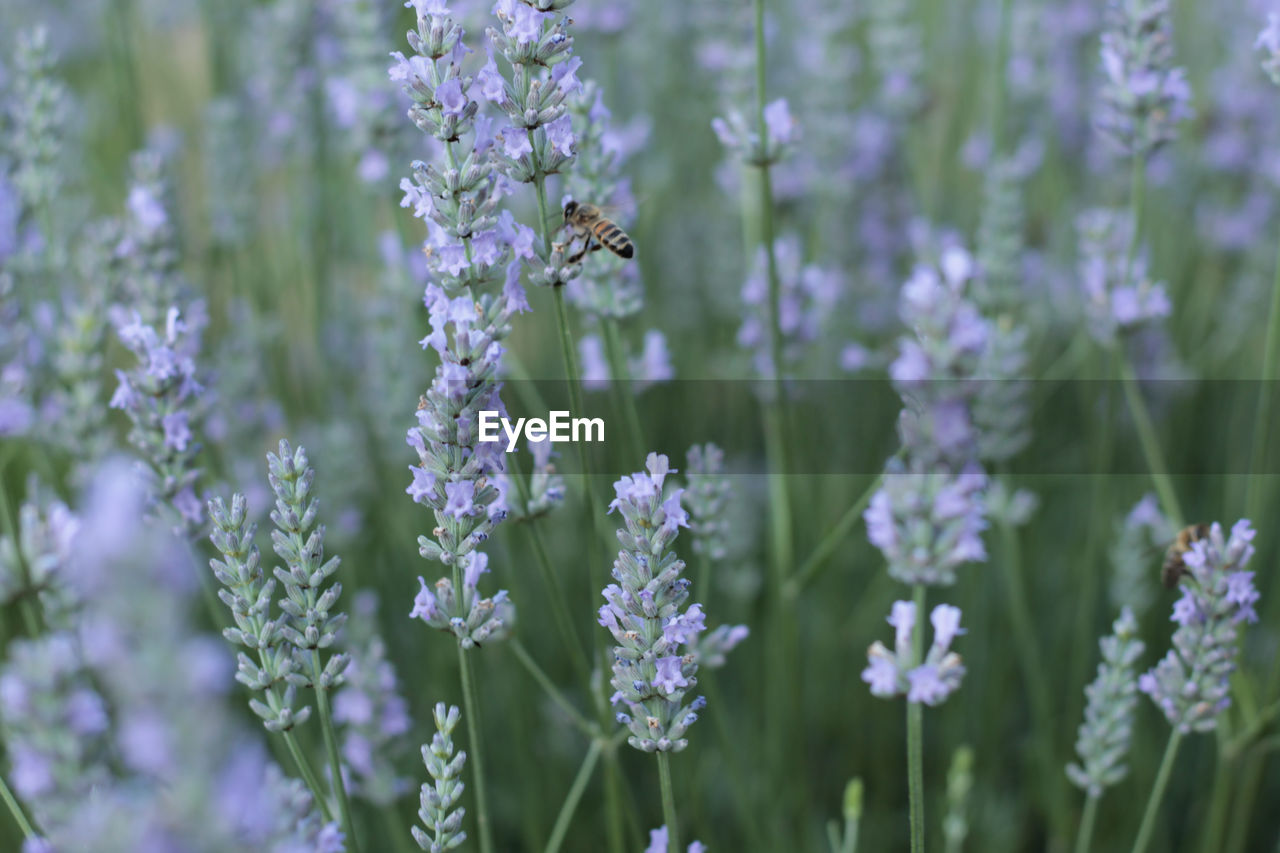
[1067,607,1145,797]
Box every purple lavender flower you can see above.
[645,826,707,853]
[866,459,988,587]
[1259,14,1280,85]
[335,592,411,806]
[1140,521,1259,733]
[737,235,841,381]
[110,305,206,537]
[1076,208,1171,344]
[862,602,966,705]
[1095,0,1193,156]
[600,453,722,752]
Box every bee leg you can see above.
[567,237,595,264]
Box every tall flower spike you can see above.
[684,443,732,562]
[1139,520,1259,733]
[1095,0,1193,157]
[208,493,311,733]
[395,1,523,650]
[862,601,967,705]
[413,702,468,852]
[1067,607,1145,798]
[1108,494,1173,616]
[600,453,707,752]
[267,441,351,692]
[110,305,207,537]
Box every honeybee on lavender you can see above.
[559,199,635,264]
[1161,523,1210,588]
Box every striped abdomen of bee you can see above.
[562,200,635,263]
[1161,522,1211,588]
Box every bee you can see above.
[1161,523,1210,589]
[560,200,635,264]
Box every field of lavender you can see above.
[2,0,1279,851]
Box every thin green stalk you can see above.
[511,467,591,688]
[600,317,646,461]
[1074,794,1099,853]
[314,659,359,853]
[783,471,884,599]
[988,0,1015,156]
[283,730,334,822]
[656,752,680,853]
[0,772,36,839]
[700,669,765,842]
[379,804,417,853]
[0,460,43,639]
[997,507,1065,837]
[1130,731,1182,853]
[458,646,495,853]
[509,637,596,738]
[1117,354,1185,529]
[907,583,927,853]
[603,751,627,853]
[1199,733,1233,853]
[544,739,603,853]
[1244,228,1280,521]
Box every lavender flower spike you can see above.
[684,443,731,562]
[600,453,710,752]
[1095,0,1193,157]
[1139,520,1259,733]
[413,703,468,852]
[1067,607,1145,797]
[862,601,966,706]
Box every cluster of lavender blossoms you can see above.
[599,453,708,753]
[862,248,998,705]
[645,825,706,853]
[392,0,545,647]
[864,250,991,589]
[1095,0,1193,157]
[712,98,798,167]
[861,601,966,705]
[110,306,207,536]
[1076,208,1171,345]
[1259,14,1280,86]
[1140,520,1260,734]
[736,235,841,381]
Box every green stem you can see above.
[997,501,1066,837]
[379,803,416,853]
[1245,217,1280,522]
[1074,794,1099,853]
[600,317,646,461]
[783,471,884,598]
[509,637,596,738]
[314,663,359,853]
[1199,734,1233,853]
[458,646,495,853]
[517,514,592,688]
[603,751,627,853]
[283,730,334,822]
[0,772,36,839]
[1117,354,1185,529]
[700,669,765,842]
[544,739,603,853]
[1130,730,1182,853]
[656,752,680,853]
[988,0,1015,156]
[907,583,926,853]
